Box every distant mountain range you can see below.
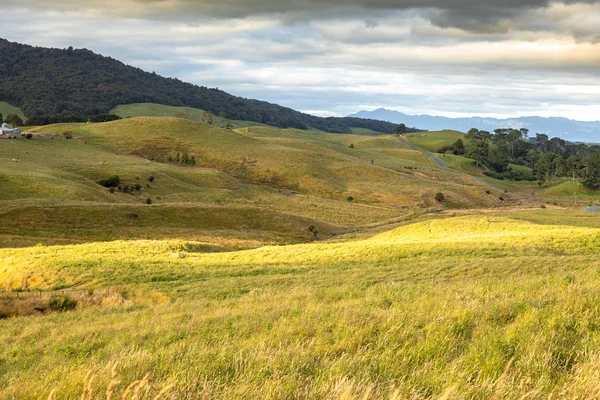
[350,108,600,142]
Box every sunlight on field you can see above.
[2,213,600,398]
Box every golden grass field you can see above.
[3,212,600,398]
[3,117,600,399]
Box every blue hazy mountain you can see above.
[349,108,600,142]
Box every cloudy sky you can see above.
[1,0,599,120]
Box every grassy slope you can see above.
[541,179,600,200]
[110,103,267,129]
[0,102,25,119]
[3,213,600,398]
[0,117,500,247]
[405,130,464,152]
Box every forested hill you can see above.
[0,39,406,134]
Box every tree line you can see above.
[436,128,600,189]
[0,113,122,127]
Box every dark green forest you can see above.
[0,39,416,134]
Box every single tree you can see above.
[395,124,406,135]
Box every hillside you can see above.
[110,103,268,129]
[351,108,600,142]
[0,39,405,134]
[0,117,504,248]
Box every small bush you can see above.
[540,204,547,209]
[134,184,142,191]
[347,196,354,202]
[308,225,319,240]
[435,192,445,202]
[25,133,33,139]
[98,175,120,188]
[109,188,115,193]
[148,176,155,183]
[349,144,355,149]
[62,131,73,139]
[48,296,77,312]
[499,196,505,201]
[146,198,153,205]
[486,190,491,195]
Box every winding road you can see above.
[396,136,449,168]
[397,135,505,192]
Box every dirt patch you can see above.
[0,290,127,319]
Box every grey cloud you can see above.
[2,0,591,32]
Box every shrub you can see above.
[62,131,73,139]
[308,225,319,240]
[349,144,355,149]
[98,175,120,188]
[48,296,77,312]
[499,196,505,201]
[134,184,142,191]
[347,196,354,202]
[540,204,547,209]
[25,133,33,139]
[485,190,491,195]
[148,176,155,182]
[483,170,535,182]
[435,192,445,202]
[109,188,115,193]
[146,198,153,205]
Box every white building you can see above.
[0,123,21,137]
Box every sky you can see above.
[1,0,599,121]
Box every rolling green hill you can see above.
[405,130,464,153]
[111,103,268,129]
[0,117,500,247]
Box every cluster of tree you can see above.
[436,127,600,188]
[0,39,417,134]
[25,115,86,125]
[88,114,121,123]
[0,113,25,126]
[535,153,600,190]
[97,175,120,188]
[167,151,197,166]
[437,139,465,156]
